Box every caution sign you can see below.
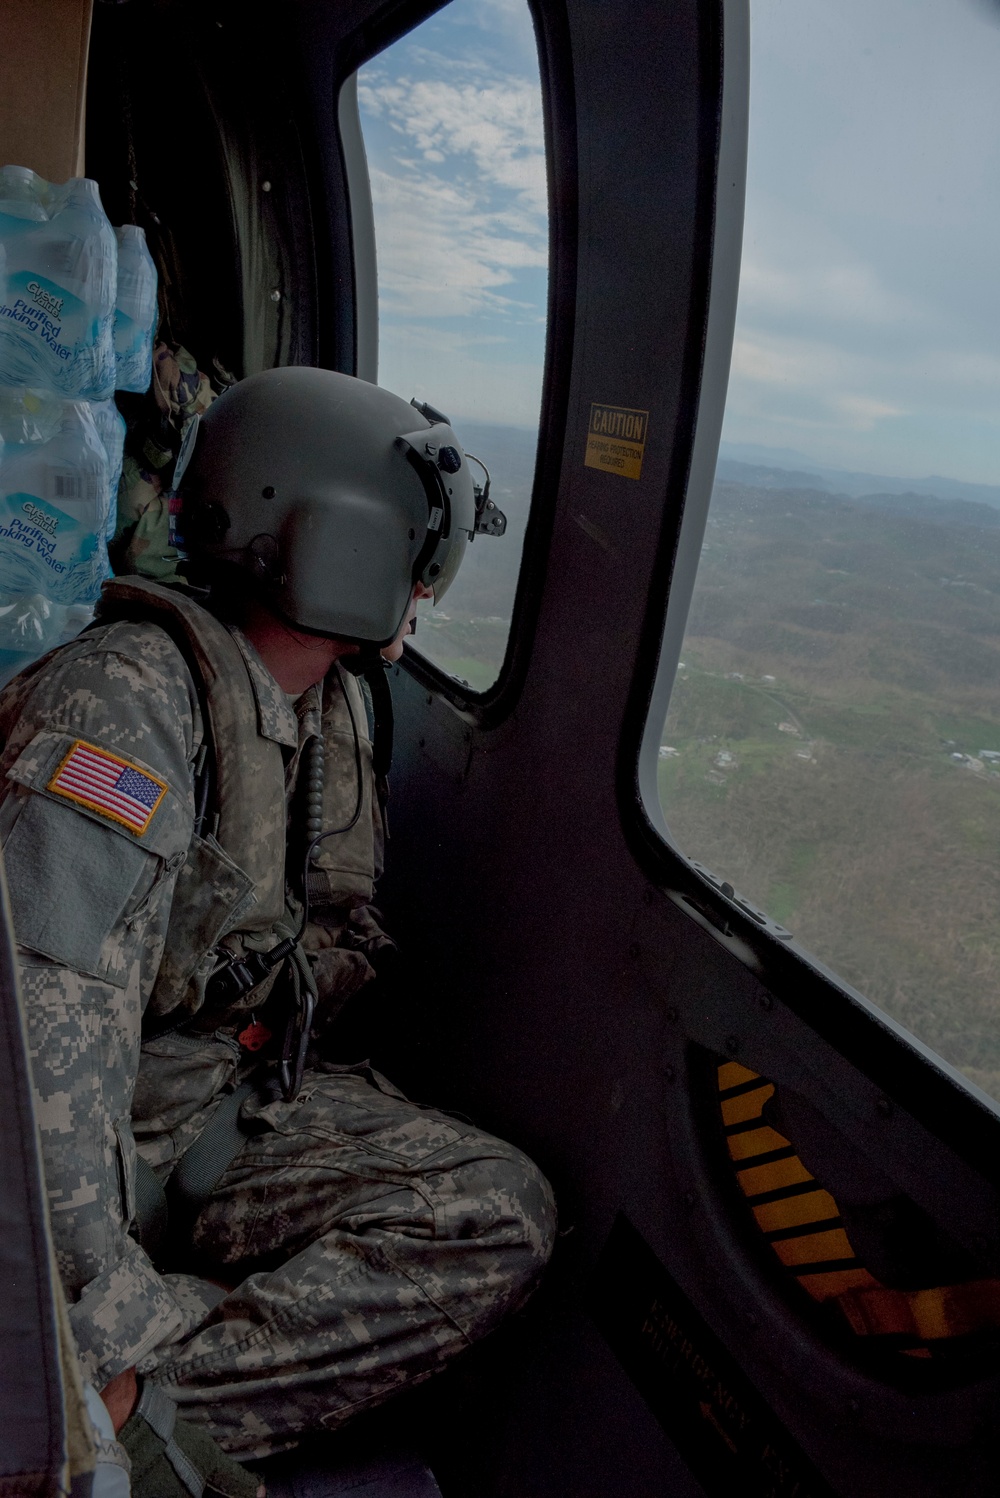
[584,402,649,480]
[591,1215,836,1498]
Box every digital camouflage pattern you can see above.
[0,622,200,1373]
[145,1064,555,1457]
[0,601,556,1456]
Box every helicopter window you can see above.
[355,0,549,692]
[656,0,1000,1102]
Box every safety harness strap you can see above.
[168,1081,258,1214]
[133,1155,169,1260]
[131,1082,258,1260]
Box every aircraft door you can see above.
[344,0,1000,1493]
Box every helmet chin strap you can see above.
[340,646,394,815]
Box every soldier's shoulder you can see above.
[81,616,194,674]
[0,618,200,756]
[32,617,194,691]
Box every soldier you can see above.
[0,368,556,1496]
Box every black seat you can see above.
[253,1448,442,1498]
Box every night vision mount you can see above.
[408,399,507,540]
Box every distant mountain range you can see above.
[441,427,1000,528]
[717,441,1000,510]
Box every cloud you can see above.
[727,331,909,442]
[360,75,547,216]
[730,332,858,393]
[358,58,548,325]
[377,321,546,426]
[723,316,1000,479]
[738,252,917,329]
[834,394,906,430]
[731,317,1000,436]
[355,9,549,432]
[719,0,1000,482]
[721,0,999,479]
[364,163,546,322]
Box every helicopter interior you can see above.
[3,0,1000,1495]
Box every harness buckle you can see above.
[206,937,296,1006]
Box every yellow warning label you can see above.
[584,403,649,480]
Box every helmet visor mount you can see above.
[397,422,477,603]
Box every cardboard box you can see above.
[0,0,94,184]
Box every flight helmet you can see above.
[177,366,490,646]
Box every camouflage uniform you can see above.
[0,601,555,1459]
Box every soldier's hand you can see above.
[301,923,337,951]
[100,1365,138,1433]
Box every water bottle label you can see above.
[0,271,113,398]
[0,490,103,603]
[0,269,97,360]
[48,466,102,505]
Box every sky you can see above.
[357,0,1000,485]
[356,0,548,429]
[724,0,1000,484]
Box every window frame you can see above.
[335,0,576,725]
[625,0,1000,1176]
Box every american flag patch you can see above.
[47,740,168,836]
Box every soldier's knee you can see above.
[508,1148,558,1276]
[449,1140,557,1326]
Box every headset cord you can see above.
[294,661,365,942]
[201,663,366,1006]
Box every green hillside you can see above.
[661,483,1000,1100]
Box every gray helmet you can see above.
[177,366,479,646]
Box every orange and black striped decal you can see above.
[715,1061,1000,1357]
[717,1062,879,1305]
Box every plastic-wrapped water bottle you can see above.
[0,384,63,447]
[0,166,117,400]
[0,398,110,609]
[0,395,111,684]
[113,225,157,394]
[90,397,125,540]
